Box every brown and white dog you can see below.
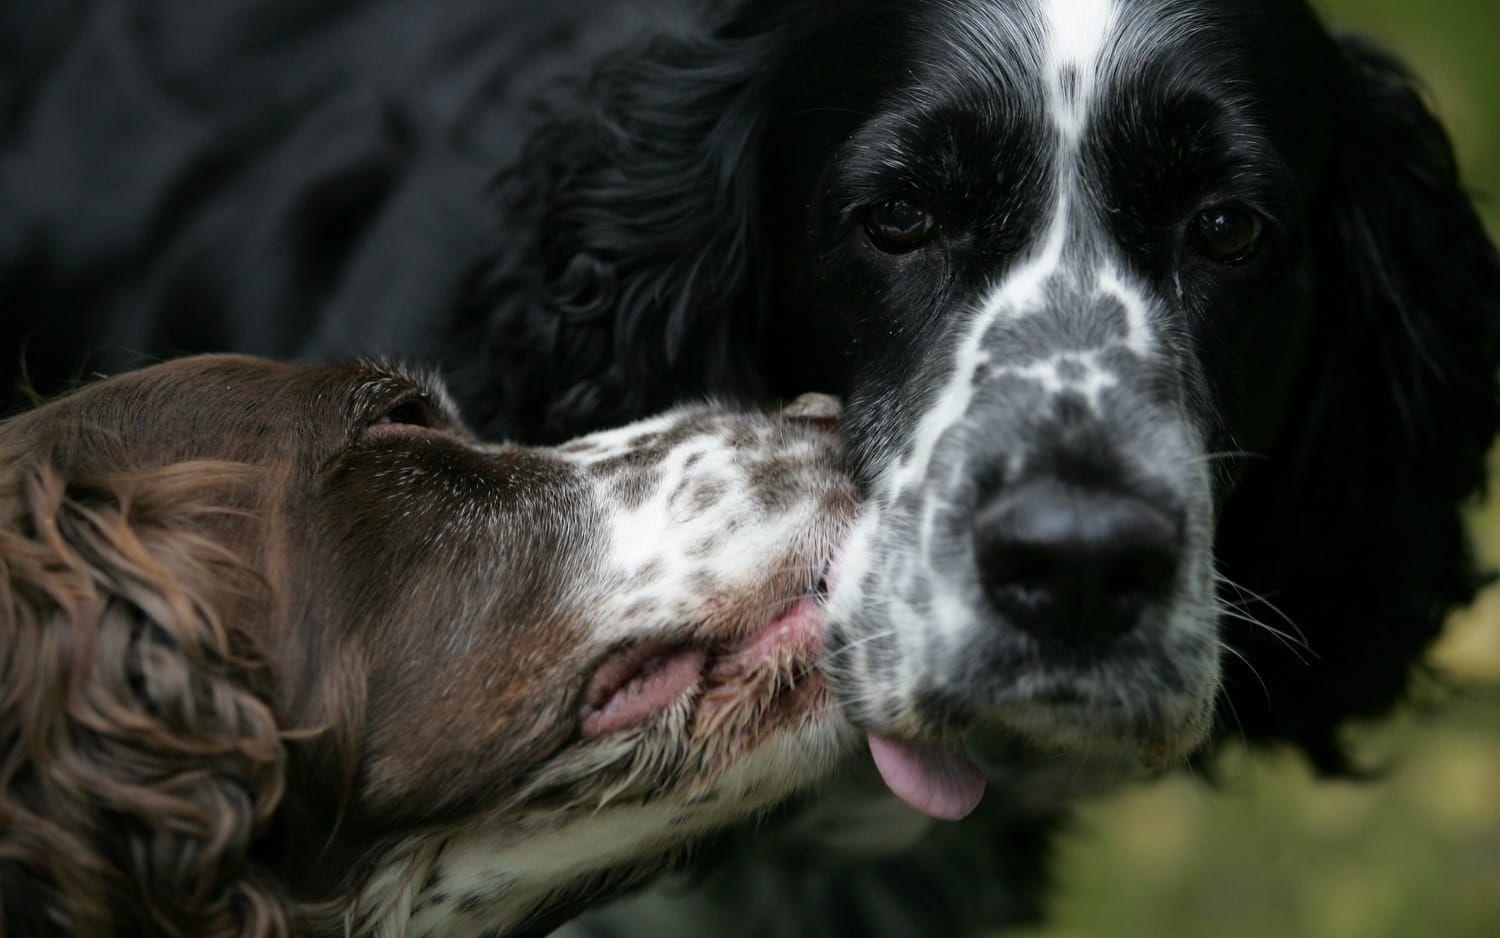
[0,356,858,938]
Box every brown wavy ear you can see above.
[0,449,288,937]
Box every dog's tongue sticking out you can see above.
[868,734,986,821]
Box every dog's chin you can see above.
[833,639,1220,778]
[976,684,1217,771]
[864,682,1216,778]
[938,637,1223,769]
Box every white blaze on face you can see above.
[880,0,1121,505]
[1042,0,1115,140]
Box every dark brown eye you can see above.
[1190,205,1265,265]
[361,397,445,442]
[863,199,936,253]
[374,399,434,428]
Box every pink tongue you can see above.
[868,734,986,821]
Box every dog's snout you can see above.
[972,481,1181,645]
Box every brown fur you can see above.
[0,356,855,938]
[1,428,285,933]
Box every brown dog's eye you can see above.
[361,397,445,442]
[1190,205,1264,265]
[863,199,936,254]
[359,394,468,446]
[374,399,434,428]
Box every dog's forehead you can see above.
[919,0,1297,132]
[945,0,1216,59]
[930,0,1126,102]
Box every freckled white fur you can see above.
[559,412,827,646]
[997,351,1120,409]
[880,191,1072,502]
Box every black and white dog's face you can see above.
[793,0,1333,765]
[498,0,1494,797]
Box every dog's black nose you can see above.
[973,481,1181,644]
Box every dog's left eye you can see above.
[374,399,435,428]
[360,397,444,442]
[863,199,937,253]
[1190,205,1264,265]
[359,394,468,446]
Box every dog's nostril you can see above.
[972,480,1181,644]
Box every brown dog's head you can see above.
[0,356,857,937]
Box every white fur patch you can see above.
[1040,0,1115,140]
[1097,263,1154,356]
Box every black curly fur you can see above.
[1212,41,1500,768]
[455,17,808,441]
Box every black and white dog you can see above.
[3,0,1498,934]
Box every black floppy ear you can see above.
[1217,38,1500,768]
[463,8,809,442]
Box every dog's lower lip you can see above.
[580,594,831,739]
[580,644,708,737]
[695,595,832,737]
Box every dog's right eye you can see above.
[863,199,937,254]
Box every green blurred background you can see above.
[1017,2,1500,935]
